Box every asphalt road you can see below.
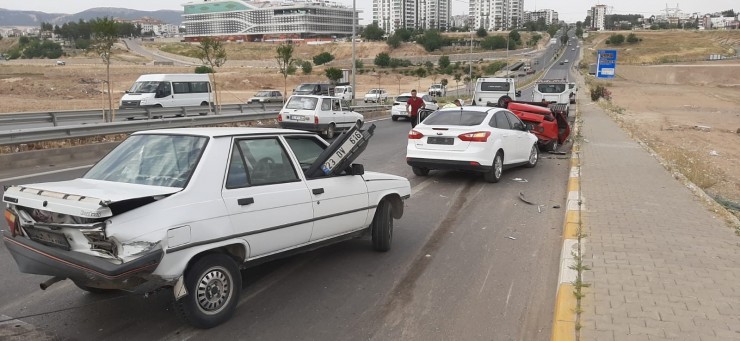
[0,115,571,340]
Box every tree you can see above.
[438,55,451,69]
[480,36,507,50]
[440,78,448,88]
[313,52,334,65]
[276,43,297,101]
[362,22,385,41]
[606,34,625,45]
[374,52,390,67]
[453,73,461,93]
[301,60,313,75]
[721,9,735,17]
[508,30,521,46]
[325,67,343,85]
[195,37,227,112]
[575,27,584,38]
[476,27,488,38]
[424,60,434,72]
[547,24,559,38]
[90,17,118,122]
[387,35,401,49]
[418,29,444,52]
[626,33,639,44]
[560,34,569,45]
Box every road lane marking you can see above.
[0,165,94,182]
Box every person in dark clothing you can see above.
[406,89,425,128]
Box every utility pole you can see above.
[469,24,473,95]
[351,0,356,102]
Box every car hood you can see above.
[362,171,406,182]
[3,179,181,218]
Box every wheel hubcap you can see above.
[495,156,502,178]
[196,267,232,314]
[530,146,538,164]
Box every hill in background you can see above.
[0,7,183,26]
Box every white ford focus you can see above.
[406,106,539,182]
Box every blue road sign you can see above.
[596,49,617,79]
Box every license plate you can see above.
[289,115,309,121]
[427,137,454,145]
[25,227,71,250]
[322,129,364,174]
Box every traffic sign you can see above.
[596,50,617,79]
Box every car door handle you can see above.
[237,198,254,206]
[312,188,324,195]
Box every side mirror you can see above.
[516,91,522,97]
[349,164,364,176]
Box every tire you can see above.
[174,253,241,329]
[371,200,393,252]
[547,139,559,152]
[73,281,119,294]
[391,115,399,121]
[412,166,429,176]
[325,123,336,139]
[356,120,363,128]
[525,144,538,168]
[484,152,503,183]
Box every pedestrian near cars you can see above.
[406,89,425,128]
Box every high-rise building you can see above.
[469,0,524,31]
[590,4,608,31]
[372,0,451,33]
[523,9,559,25]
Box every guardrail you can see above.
[0,102,285,129]
[0,105,390,146]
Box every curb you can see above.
[551,87,584,340]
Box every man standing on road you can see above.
[406,89,425,128]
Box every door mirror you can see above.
[348,163,364,176]
[515,90,522,97]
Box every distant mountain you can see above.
[0,7,183,27]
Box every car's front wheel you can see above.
[412,166,429,176]
[175,253,242,329]
[525,144,538,168]
[324,123,336,139]
[371,200,393,252]
[484,152,503,183]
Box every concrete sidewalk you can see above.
[577,97,740,339]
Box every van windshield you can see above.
[479,82,510,92]
[129,81,162,94]
[286,96,318,110]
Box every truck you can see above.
[428,84,446,97]
[472,77,521,107]
[532,79,576,116]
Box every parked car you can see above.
[406,106,539,183]
[2,126,410,329]
[505,101,570,151]
[428,84,446,97]
[277,95,364,139]
[390,93,439,121]
[363,88,388,103]
[248,90,283,103]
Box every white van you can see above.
[472,77,521,106]
[119,74,213,109]
[333,85,354,101]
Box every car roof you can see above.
[133,127,315,138]
[288,94,337,99]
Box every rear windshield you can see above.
[537,83,567,93]
[423,110,488,126]
[286,96,318,110]
[395,96,411,102]
[297,84,316,91]
[479,82,510,92]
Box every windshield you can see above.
[285,96,318,110]
[479,82,510,92]
[297,84,316,91]
[537,83,567,93]
[423,110,489,126]
[128,81,162,94]
[84,134,207,188]
[255,91,272,97]
[369,89,381,94]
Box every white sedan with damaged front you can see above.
[2,125,409,329]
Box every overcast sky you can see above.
[0,0,735,23]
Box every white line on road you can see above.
[0,165,93,182]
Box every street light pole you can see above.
[351,0,356,102]
[469,25,473,95]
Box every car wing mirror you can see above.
[348,163,364,176]
[516,91,522,97]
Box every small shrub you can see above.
[194,65,213,73]
[590,84,611,101]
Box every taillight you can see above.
[314,115,319,125]
[4,209,18,237]
[458,131,491,142]
[408,130,424,139]
[277,112,283,122]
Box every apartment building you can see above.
[590,4,607,31]
[523,9,559,25]
[373,0,450,33]
[469,0,524,31]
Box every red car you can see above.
[507,102,570,151]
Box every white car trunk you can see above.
[412,126,473,152]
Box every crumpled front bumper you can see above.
[3,231,163,291]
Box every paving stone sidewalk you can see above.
[578,100,740,340]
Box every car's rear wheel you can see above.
[325,123,336,139]
[174,253,241,329]
[484,152,503,183]
[412,166,429,176]
[547,139,559,152]
[391,115,398,121]
[371,200,393,252]
[526,144,538,168]
[356,119,363,128]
